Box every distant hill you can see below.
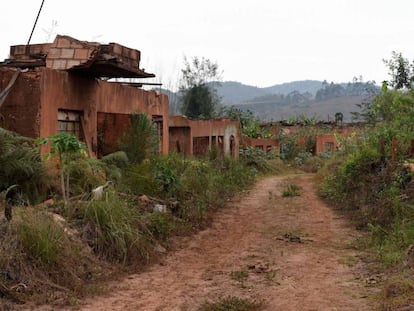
[235,95,371,122]
[214,81,266,104]
[216,80,323,105]
[161,79,380,122]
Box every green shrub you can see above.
[66,156,107,196]
[144,212,175,243]
[239,147,272,173]
[101,151,129,169]
[0,128,49,204]
[121,161,162,196]
[119,112,158,164]
[101,151,130,182]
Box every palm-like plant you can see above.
[0,128,49,204]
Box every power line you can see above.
[27,0,46,45]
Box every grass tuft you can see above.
[282,183,301,197]
[198,296,263,311]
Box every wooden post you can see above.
[380,137,385,159]
[392,137,398,162]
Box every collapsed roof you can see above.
[0,35,155,79]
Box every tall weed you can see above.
[81,193,152,263]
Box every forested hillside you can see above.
[164,79,380,122]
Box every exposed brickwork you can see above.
[0,68,41,138]
[9,43,51,60]
[44,35,94,70]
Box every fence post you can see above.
[392,137,398,162]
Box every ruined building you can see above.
[0,35,169,157]
[168,116,240,159]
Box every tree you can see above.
[119,112,158,164]
[38,133,86,203]
[224,106,272,138]
[179,56,221,119]
[383,51,414,89]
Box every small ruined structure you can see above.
[315,126,358,154]
[315,134,339,154]
[168,115,240,159]
[241,136,279,154]
[0,35,169,157]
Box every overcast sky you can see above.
[1,0,414,89]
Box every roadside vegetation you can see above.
[4,52,411,309]
[317,52,414,309]
[0,112,265,307]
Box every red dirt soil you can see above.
[32,175,376,310]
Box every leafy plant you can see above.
[224,106,272,138]
[119,112,158,164]
[0,128,49,204]
[38,133,86,203]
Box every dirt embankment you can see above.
[30,175,376,311]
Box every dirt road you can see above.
[73,175,374,310]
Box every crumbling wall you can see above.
[45,36,95,70]
[0,68,41,138]
[97,113,131,156]
[316,134,338,154]
[169,127,191,156]
[38,68,169,156]
[193,136,210,156]
[242,136,279,154]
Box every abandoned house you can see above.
[168,115,240,159]
[0,35,169,157]
[241,136,279,155]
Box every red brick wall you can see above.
[39,68,169,156]
[45,35,94,70]
[316,134,338,154]
[169,127,191,156]
[0,68,41,138]
[97,113,131,156]
[0,67,170,157]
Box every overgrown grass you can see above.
[0,128,261,306]
[121,154,256,227]
[0,207,106,305]
[282,183,301,197]
[317,128,414,306]
[80,192,153,264]
[380,271,414,310]
[230,269,249,288]
[198,296,263,311]
[18,210,66,265]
